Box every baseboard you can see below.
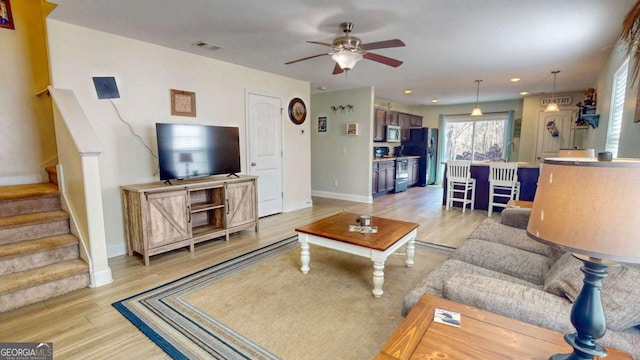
[90,267,113,287]
[311,190,371,204]
[284,199,313,213]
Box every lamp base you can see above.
[548,255,616,360]
[548,333,607,359]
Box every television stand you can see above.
[121,175,259,265]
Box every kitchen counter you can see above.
[373,155,420,162]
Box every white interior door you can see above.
[247,92,283,217]
[535,110,575,163]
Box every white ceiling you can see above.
[48,0,635,106]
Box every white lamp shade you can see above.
[527,158,640,263]
[332,51,363,70]
[470,107,483,116]
[545,102,560,112]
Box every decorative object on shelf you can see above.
[288,97,307,125]
[318,116,327,132]
[171,89,196,117]
[575,88,599,128]
[0,0,15,30]
[471,80,483,116]
[527,156,640,360]
[346,123,359,136]
[544,70,561,112]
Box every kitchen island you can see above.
[442,162,540,212]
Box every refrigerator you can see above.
[401,128,438,186]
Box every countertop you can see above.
[373,155,420,162]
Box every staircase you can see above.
[0,168,90,313]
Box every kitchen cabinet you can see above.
[372,160,395,197]
[407,158,419,187]
[374,108,386,142]
[374,108,424,142]
[121,175,259,265]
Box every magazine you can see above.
[433,308,461,327]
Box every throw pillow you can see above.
[544,253,640,330]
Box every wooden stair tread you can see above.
[0,234,78,260]
[0,259,88,294]
[0,210,68,229]
[0,183,59,202]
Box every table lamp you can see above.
[527,155,640,359]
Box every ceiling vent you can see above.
[192,41,222,51]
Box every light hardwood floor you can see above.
[0,185,491,359]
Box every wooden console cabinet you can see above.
[121,175,258,265]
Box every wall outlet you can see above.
[333,179,339,187]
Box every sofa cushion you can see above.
[401,258,540,317]
[451,239,551,285]
[544,253,640,331]
[467,219,559,258]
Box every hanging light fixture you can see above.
[331,50,364,71]
[471,80,483,116]
[545,70,561,112]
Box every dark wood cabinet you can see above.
[410,115,423,127]
[372,160,395,197]
[374,108,423,142]
[407,158,419,187]
[374,108,386,142]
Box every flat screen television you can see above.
[156,123,241,181]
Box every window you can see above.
[444,114,508,161]
[605,58,629,158]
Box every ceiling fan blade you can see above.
[332,63,344,75]
[360,39,405,51]
[285,53,329,65]
[307,41,336,48]
[363,52,403,67]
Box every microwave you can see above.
[386,125,401,142]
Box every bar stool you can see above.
[446,160,476,213]
[488,162,520,217]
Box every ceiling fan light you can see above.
[471,107,483,116]
[332,50,363,70]
[545,102,560,112]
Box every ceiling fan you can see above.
[285,22,406,74]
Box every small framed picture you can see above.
[0,0,15,30]
[318,116,327,132]
[171,89,196,117]
[346,123,359,136]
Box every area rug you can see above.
[113,236,449,360]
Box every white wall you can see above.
[47,20,312,257]
[0,1,56,185]
[311,87,374,203]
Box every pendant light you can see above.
[545,70,561,112]
[471,80,483,116]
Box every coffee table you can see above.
[295,212,418,298]
[376,295,632,359]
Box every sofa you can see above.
[403,208,640,358]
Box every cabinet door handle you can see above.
[226,199,230,214]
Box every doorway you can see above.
[535,110,576,163]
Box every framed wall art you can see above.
[171,89,196,117]
[0,0,15,30]
[318,116,327,132]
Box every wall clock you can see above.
[288,97,307,125]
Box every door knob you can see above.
[251,162,256,166]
